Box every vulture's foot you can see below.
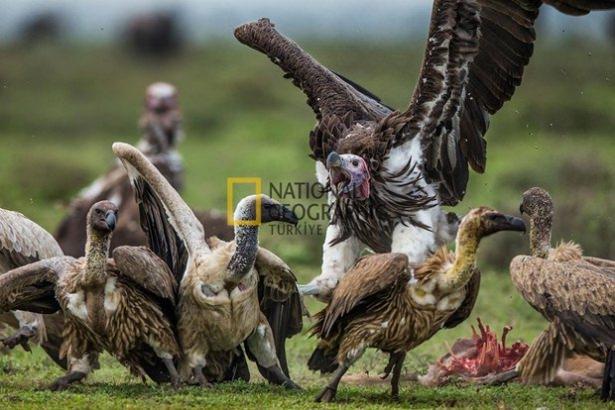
[315,386,337,403]
[193,366,213,389]
[2,325,36,352]
[50,371,87,391]
[263,364,302,390]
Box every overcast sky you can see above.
[0,0,612,42]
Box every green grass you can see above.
[0,41,613,408]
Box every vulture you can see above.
[113,142,303,388]
[510,187,615,401]
[55,82,233,257]
[0,201,182,389]
[308,207,526,402]
[0,208,66,368]
[234,0,615,301]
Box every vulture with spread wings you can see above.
[113,142,303,388]
[234,0,615,300]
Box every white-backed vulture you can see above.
[55,82,233,258]
[113,142,303,388]
[308,207,526,402]
[234,0,615,301]
[510,187,615,401]
[0,208,66,367]
[0,201,181,389]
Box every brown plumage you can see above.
[113,142,303,388]
[55,82,232,258]
[234,1,615,301]
[0,201,181,389]
[308,207,526,402]
[511,187,615,401]
[0,207,66,368]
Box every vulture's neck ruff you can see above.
[329,157,436,253]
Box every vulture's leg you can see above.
[161,358,181,389]
[300,226,361,301]
[245,316,301,390]
[192,365,213,389]
[389,352,406,400]
[51,352,98,391]
[315,345,365,403]
[2,311,42,351]
[602,348,615,402]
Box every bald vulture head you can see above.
[458,207,526,241]
[145,82,178,114]
[519,187,554,222]
[87,201,119,234]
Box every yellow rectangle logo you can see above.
[226,177,262,226]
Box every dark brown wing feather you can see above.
[443,268,481,328]
[0,257,76,314]
[254,247,303,377]
[112,246,177,303]
[394,0,614,205]
[131,173,188,283]
[234,18,392,163]
[320,253,410,337]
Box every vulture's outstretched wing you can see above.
[510,256,615,354]
[112,246,177,303]
[319,253,410,338]
[254,246,303,376]
[113,142,210,283]
[0,257,76,314]
[0,208,63,271]
[234,18,392,163]
[392,0,615,205]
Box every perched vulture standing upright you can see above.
[55,82,232,257]
[234,0,615,301]
[511,187,615,401]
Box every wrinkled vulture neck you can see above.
[529,214,552,259]
[438,221,480,292]
[227,199,260,283]
[84,226,110,286]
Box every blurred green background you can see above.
[0,37,613,408]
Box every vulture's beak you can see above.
[278,204,299,226]
[105,211,117,231]
[326,151,343,169]
[498,215,526,233]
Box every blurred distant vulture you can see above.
[124,12,184,57]
[55,82,233,258]
[18,12,64,45]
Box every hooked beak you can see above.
[499,215,526,233]
[105,211,117,231]
[326,151,343,169]
[279,205,299,226]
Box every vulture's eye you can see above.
[352,160,359,167]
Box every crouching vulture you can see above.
[55,82,232,258]
[0,207,66,368]
[308,207,526,402]
[113,142,303,388]
[0,201,182,389]
[235,0,615,301]
[510,187,615,401]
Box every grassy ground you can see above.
[0,40,613,408]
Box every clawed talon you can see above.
[2,327,36,352]
[315,386,337,403]
[50,380,70,391]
